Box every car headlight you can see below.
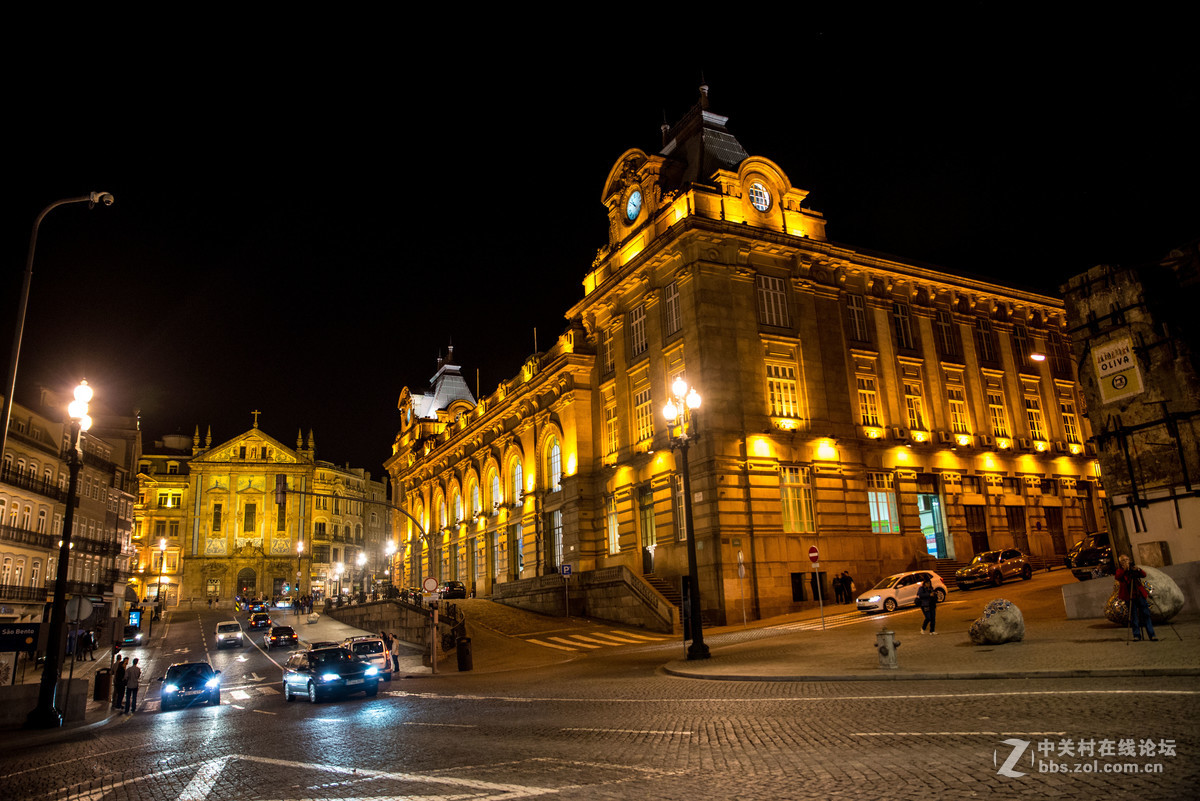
[867,595,881,603]
[135,634,143,642]
[320,673,341,682]
[205,678,220,689]
[364,666,378,677]
[164,683,179,693]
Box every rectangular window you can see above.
[673,474,687,541]
[780,465,815,533]
[605,494,619,554]
[663,281,682,337]
[857,376,881,427]
[243,504,256,533]
[1049,332,1071,375]
[634,386,654,442]
[766,363,800,418]
[948,388,969,434]
[155,520,166,538]
[314,521,326,538]
[904,382,925,431]
[975,318,997,363]
[934,310,959,357]
[988,390,1011,437]
[169,521,180,538]
[756,275,790,327]
[1013,325,1032,370]
[604,403,619,456]
[846,294,869,342]
[892,303,914,349]
[629,305,647,357]
[1025,394,1047,441]
[601,328,615,374]
[1061,401,1081,444]
[212,504,222,532]
[867,472,901,533]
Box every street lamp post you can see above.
[385,540,396,595]
[25,380,93,728]
[334,562,345,598]
[663,377,710,661]
[157,537,167,612]
[356,551,366,599]
[296,540,305,598]
[1,194,114,464]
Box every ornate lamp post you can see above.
[25,379,93,728]
[385,540,396,593]
[334,562,345,597]
[663,377,710,661]
[356,551,367,598]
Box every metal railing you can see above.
[0,583,48,602]
[0,521,57,550]
[0,464,69,503]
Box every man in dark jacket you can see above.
[113,657,127,710]
[917,578,939,634]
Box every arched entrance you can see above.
[236,567,257,599]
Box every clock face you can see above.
[625,189,642,221]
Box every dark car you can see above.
[955,548,1033,590]
[248,612,271,629]
[1066,532,1113,580]
[264,625,298,650]
[438,581,467,599]
[306,640,340,650]
[400,587,423,603]
[282,647,380,702]
[120,625,144,647]
[158,661,221,710]
[249,601,269,614]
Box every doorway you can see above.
[964,505,989,554]
[236,567,257,599]
[918,494,950,558]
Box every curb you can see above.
[661,665,1200,682]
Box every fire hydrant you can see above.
[875,630,901,669]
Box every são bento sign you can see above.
[1093,336,1144,405]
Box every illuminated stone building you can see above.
[135,418,385,606]
[386,87,1103,625]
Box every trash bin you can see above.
[456,637,473,672]
[94,668,112,701]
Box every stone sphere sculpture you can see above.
[969,598,1025,645]
[1104,566,1185,625]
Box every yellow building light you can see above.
[911,430,928,444]
[955,434,972,447]
[750,437,773,458]
[983,455,997,470]
[864,427,883,439]
[1069,443,1083,455]
[775,418,799,431]
[996,438,1011,449]
[1034,440,1048,452]
[815,439,838,461]
[566,452,577,476]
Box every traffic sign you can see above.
[561,565,572,577]
[808,546,819,563]
[422,576,439,593]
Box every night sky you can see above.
[2,16,1196,476]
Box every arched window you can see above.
[451,487,462,524]
[30,559,40,587]
[545,436,562,492]
[489,471,501,512]
[467,477,480,518]
[511,458,523,505]
[437,498,447,530]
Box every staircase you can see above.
[926,560,967,586]
[642,573,682,607]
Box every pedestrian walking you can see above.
[1117,555,1157,641]
[842,571,856,604]
[917,578,939,634]
[390,632,401,673]
[831,574,843,604]
[113,657,128,710]
[123,657,143,713]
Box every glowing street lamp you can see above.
[663,377,709,661]
[26,380,94,728]
[296,540,305,596]
[334,562,345,597]
[356,551,367,596]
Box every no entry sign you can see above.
[808,546,819,563]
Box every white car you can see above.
[214,620,244,648]
[856,570,947,613]
[342,636,392,681]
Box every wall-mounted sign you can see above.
[1094,336,1144,405]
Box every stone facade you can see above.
[386,87,1104,626]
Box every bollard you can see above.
[875,629,901,669]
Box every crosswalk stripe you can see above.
[526,638,578,651]
[608,631,668,641]
[231,690,252,700]
[588,633,651,644]
[571,635,625,645]
[257,686,279,695]
[550,636,600,649]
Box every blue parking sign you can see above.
[561,565,572,577]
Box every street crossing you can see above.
[523,629,670,652]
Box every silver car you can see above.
[955,548,1032,590]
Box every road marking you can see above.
[252,709,276,715]
[257,686,280,695]
[563,728,692,736]
[525,638,577,651]
[401,721,478,728]
[231,690,252,700]
[571,635,626,645]
[550,636,600,649]
[607,631,668,641]
[853,731,1067,737]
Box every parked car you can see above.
[342,636,392,681]
[1065,532,1113,581]
[213,621,244,649]
[437,581,467,599]
[400,588,423,604]
[158,661,221,709]
[264,625,299,650]
[306,640,340,650]
[282,647,379,702]
[248,612,272,629]
[955,548,1033,590]
[856,571,947,613]
[120,625,144,647]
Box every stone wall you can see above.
[0,678,88,729]
[493,565,679,633]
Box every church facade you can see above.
[385,87,1104,624]
[134,419,386,606]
